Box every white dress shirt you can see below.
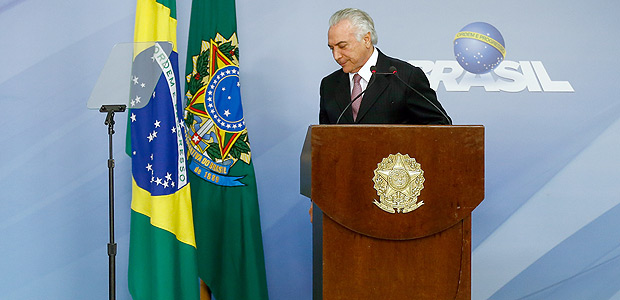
[349,47,378,94]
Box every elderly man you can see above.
[319,8,451,125]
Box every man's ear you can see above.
[364,32,372,48]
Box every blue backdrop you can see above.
[1,0,619,299]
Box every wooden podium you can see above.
[300,125,484,300]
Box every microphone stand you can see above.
[388,67,453,125]
[99,104,126,300]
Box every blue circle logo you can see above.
[454,22,506,74]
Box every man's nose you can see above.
[332,48,342,61]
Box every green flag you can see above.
[183,0,270,299]
[128,0,199,299]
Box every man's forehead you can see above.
[328,21,355,45]
[329,19,352,34]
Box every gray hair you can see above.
[329,8,378,45]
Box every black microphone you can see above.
[371,65,396,76]
[388,66,453,125]
[335,67,379,124]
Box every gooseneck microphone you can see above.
[335,66,379,124]
[387,66,453,125]
[334,65,451,124]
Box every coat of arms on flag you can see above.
[184,33,251,187]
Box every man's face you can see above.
[328,20,373,74]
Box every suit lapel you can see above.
[355,50,390,123]
[334,71,354,123]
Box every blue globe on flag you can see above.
[454,22,506,74]
[205,65,245,132]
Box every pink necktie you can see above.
[351,73,362,121]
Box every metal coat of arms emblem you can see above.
[372,153,425,214]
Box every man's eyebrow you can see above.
[328,41,347,48]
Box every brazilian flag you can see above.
[128,0,199,299]
[183,0,270,299]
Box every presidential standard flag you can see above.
[128,1,199,299]
[183,0,269,299]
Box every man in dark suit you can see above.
[320,8,451,125]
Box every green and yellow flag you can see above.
[128,0,199,299]
[184,0,269,299]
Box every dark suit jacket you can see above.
[319,49,451,125]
